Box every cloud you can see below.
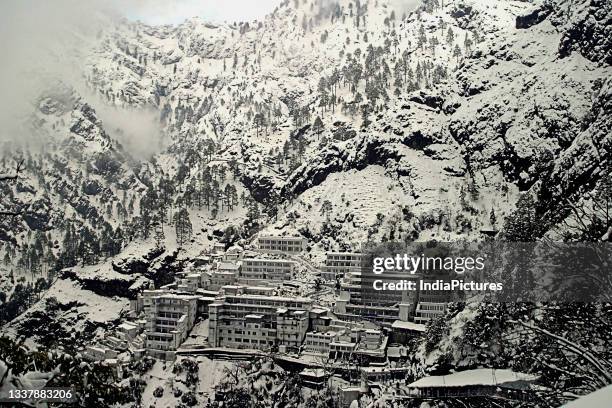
[0,0,168,158]
[123,0,282,25]
[91,101,167,160]
[389,0,422,18]
[0,0,282,156]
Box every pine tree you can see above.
[174,208,193,247]
[446,27,455,45]
[453,44,462,62]
[361,104,371,128]
[312,116,324,137]
[503,194,542,241]
[490,208,497,228]
[153,222,165,249]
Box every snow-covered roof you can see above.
[561,385,612,408]
[391,320,426,332]
[243,257,295,263]
[258,235,304,241]
[408,369,537,389]
[217,262,240,270]
[300,368,326,377]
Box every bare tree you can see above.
[560,176,612,242]
[509,318,612,404]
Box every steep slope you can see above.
[1,0,610,358]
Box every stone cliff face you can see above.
[281,0,610,237]
[555,0,612,66]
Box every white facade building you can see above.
[208,286,312,351]
[257,236,306,253]
[145,293,198,359]
[322,252,367,280]
[240,258,296,284]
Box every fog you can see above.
[124,0,282,25]
[389,0,422,18]
[0,0,165,159]
[0,0,422,158]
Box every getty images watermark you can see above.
[356,241,612,303]
[371,253,503,292]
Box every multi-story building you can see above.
[223,245,244,261]
[83,345,118,361]
[257,236,306,253]
[177,273,202,293]
[204,271,238,290]
[217,261,241,274]
[413,279,450,324]
[145,293,198,359]
[212,242,226,254]
[414,302,447,324]
[303,330,341,356]
[276,308,309,353]
[390,320,426,344]
[131,289,169,316]
[240,258,296,284]
[208,286,312,351]
[322,252,367,281]
[201,261,241,290]
[330,340,357,359]
[334,271,418,323]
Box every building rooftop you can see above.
[224,294,312,303]
[155,293,199,300]
[407,369,538,389]
[258,235,304,241]
[244,257,295,263]
[300,368,327,378]
[307,331,338,337]
[217,262,240,270]
[330,341,357,347]
[391,320,427,332]
[226,245,244,253]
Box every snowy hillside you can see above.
[0,0,610,406]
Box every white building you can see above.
[257,236,306,253]
[204,271,238,290]
[414,302,447,324]
[303,331,341,356]
[334,271,416,323]
[177,273,202,293]
[240,258,296,284]
[208,286,312,351]
[277,309,309,353]
[145,293,199,359]
[83,345,118,361]
[413,281,449,324]
[322,252,367,280]
[223,245,244,261]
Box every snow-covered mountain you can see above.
[0,0,610,404]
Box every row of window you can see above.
[219,337,274,345]
[155,319,178,326]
